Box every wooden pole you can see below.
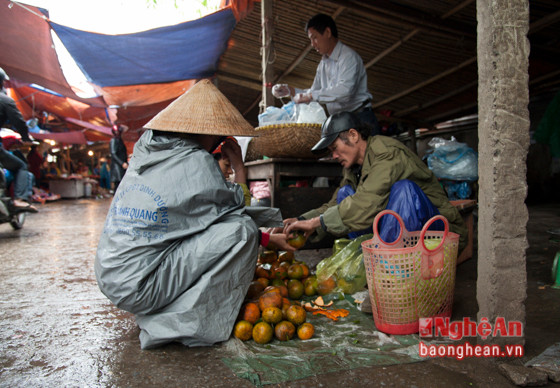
[65,147,71,174]
[260,0,274,113]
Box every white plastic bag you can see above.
[294,102,327,124]
[425,137,478,181]
[257,106,291,126]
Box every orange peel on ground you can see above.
[311,308,349,321]
[301,299,349,321]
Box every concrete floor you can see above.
[0,198,559,387]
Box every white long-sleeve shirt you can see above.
[298,41,373,115]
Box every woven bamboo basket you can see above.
[245,123,323,161]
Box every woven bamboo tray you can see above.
[245,123,323,161]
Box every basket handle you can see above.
[419,215,449,280]
[419,215,449,252]
[373,209,405,246]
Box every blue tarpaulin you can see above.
[50,9,237,87]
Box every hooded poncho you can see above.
[95,130,276,349]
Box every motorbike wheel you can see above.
[10,212,26,230]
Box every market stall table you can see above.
[245,157,343,219]
[48,177,85,199]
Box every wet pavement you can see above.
[1,198,559,387]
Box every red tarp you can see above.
[0,0,106,107]
[0,0,256,145]
[31,130,88,145]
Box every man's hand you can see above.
[282,217,299,230]
[267,233,296,252]
[293,92,312,104]
[283,217,320,239]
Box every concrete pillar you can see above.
[476,0,530,346]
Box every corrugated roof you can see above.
[217,0,560,128]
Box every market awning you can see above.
[0,0,256,142]
[49,9,237,87]
[0,0,106,107]
[30,130,88,145]
[65,117,113,136]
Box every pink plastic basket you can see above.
[361,210,459,335]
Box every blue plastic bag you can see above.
[441,180,472,200]
[378,180,443,243]
[336,184,372,239]
[425,137,478,181]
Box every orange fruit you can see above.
[269,281,288,297]
[300,263,310,278]
[282,298,291,319]
[278,251,294,263]
[304,276,318,296]
[304,283,317,296]
[277,284,288,298]
[287,232,307,249]
[256,277,269,289]
[263,285,282,296]
[271,278,285,287]
[272,265,288,280]
[259,250,278,264]
[287,279,304,300]
[255,265,270,279]
[287,263,304,279]
[269,261,280,273]
[274,320,296,341]
[233,320,253,341]
[286,304,307,326]
[240,302,261,324]
[297,322,315,340]
[252,322,273,344]
[317,276,336,296]
[261,307,283,324]
[247,280,265,299]
[258,290,283,311]
[336,278,354,294]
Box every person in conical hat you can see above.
[95,79,294,349]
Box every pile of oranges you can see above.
[233,248,322,344]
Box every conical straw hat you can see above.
[144,79,258,137]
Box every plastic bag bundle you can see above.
[441,180,472,200]
[316,234,372,295]
[294,102,327,124]
[425,137,478,181]
[257,106,291,126]
[257,101,327,127]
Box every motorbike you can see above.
[0,163,26,229]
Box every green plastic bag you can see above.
[316,234,372,295]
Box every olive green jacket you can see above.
[301,136,468,251]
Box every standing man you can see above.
[109,124,128,192]
[0,67,37,212]
[272,13,380,134]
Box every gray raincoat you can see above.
[95,130,278,349]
